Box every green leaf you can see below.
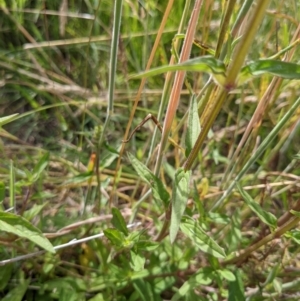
[170,168,190,243]
[128,152,170,206]
[23,202,49,221]
[290,209,300,218]
[136,240,160,251]
[0,212,55,253]
[237,184,277,228]
[63,171,93,185]
[228,270,245,301]
[217,269,236,281]
[238,59,300,85]
[31,152,49,182]
[0,113,19,127]
[171,268,213,301]
[180,216,226,259]
[111,207,128,236]
[185,95,201,157]
[0,263,13,290]
[130,250,145,271]
[133,279,161,301]
[1,279,30,301]
[287,229,300,245]
[130,56,227,87]
[104,228,125,247]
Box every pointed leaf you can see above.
[111,207,128,236]
[0,212,55,253]
[1,279,30,301]
[31,152,49,182]
[104,228,125,247]
[217,269,236,281]
[228,270,245,301]
[185,95,201,157]
[170,168,190,243]
[238,59,300,85]
[130,56,227,87]
[237,184,277,228]
[180,216,226,258]
[128,152,170,206]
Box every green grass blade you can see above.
[238,59,300,85]
[0,113,19,127]
[130,56,227,86]
[0,212,55,253]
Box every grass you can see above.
[0,0,300,300]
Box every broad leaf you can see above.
[111,207,128,236]
[128,152,170,206]
[217,269,236,281]
[180,216,226,259]
[185,95,201,157]
[104,228,125,247]
[130,56,227,87]
[228,269,245,301]
[237,184,277,228]
[136,240,159,251]
[238,59,300,85]
[0,212,55,253]
[170,168,190,243]
[0,263,13,290]
[130,250,145,271]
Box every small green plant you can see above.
[1,0,300,300]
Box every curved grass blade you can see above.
[0,113,19,127]
[130,56,227,87]
[238,59,300,85]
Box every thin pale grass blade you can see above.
[99,0,123,141]
[130,56,227,87]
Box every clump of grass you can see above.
[1,0,300,300]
